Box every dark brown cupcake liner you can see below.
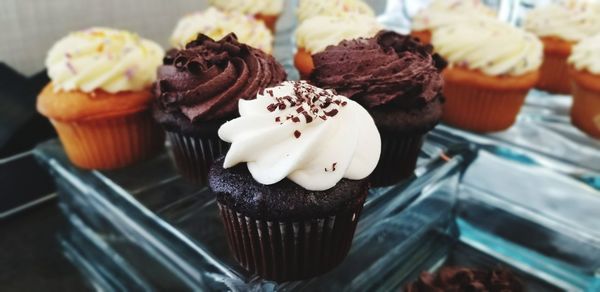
[166,131,229,184]
[370,133,424,187]
[217,200,365,282]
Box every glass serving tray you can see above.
[35,127,600,291]
[37,132,470,291]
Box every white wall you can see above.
[0,0,208,75]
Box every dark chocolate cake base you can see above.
[209,158,369,282]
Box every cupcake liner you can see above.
[255,14,279,33]
[570,81,600,138]
[167,131,229,184]
[370,133,424,187]
[217,200,365,282]
[443,80,529,132]
[537,50,571,94]
[410,30,432,45]
[50,110,164,170]
[294,48,314,80]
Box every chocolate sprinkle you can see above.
[261,81,347,125]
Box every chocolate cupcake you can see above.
[404,266,524,292]
[153,33,286,183]
[209,81,381,281]
[310,30,446,186]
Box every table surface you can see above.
[0,200,90,292]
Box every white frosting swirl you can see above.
[412,0,496,31]
[297,0,374,23]
[432,18,543,76]
[295,14,382,53]
[524,1,600,42]
[569,33,600,74]
[208,0,283,15]
[46,27,164,93]
[170,7,273,53]
[219,81,381,191]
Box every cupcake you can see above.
[568,33,600,138]
[207,0,283,32]
[297,0,374,23]
[524,1,600,94]
[37,27,165,169]
[295,14,381,79]
[170,7,273,54]
[153,34,286,184]
[433,18,543,132]
[404,266,523,291]
[411,0,496,45]
[311,31,446,186]
[209,81,381,281]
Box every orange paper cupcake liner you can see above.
[294,48,314,80]
[50,110,164,169]
[570,70,600,138]
[442,68,538,133]
[255,14,279,33]
[443,83,528,132]
[537,37,572,94]
[410,30,432,45]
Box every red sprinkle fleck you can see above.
[294,130,301,138]
[332,162,337,171]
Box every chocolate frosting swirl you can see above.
[311,30,446,109]
[404,266,524,292]
[153,33,286,123]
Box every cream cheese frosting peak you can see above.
[295,14,382,54]
[297,0,374,23]
[524,1,600,42]
[432,18,543,76]
[208,0,283,15]
[218,81,381,191]
[170,7,273,53]
[412,0,496,31]
[46,27,164,93]
[569,33,600,74]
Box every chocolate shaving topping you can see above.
[294,130,301,138]
[403,266,524,292]
[261,81,347,125]
[324,109,338,117]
